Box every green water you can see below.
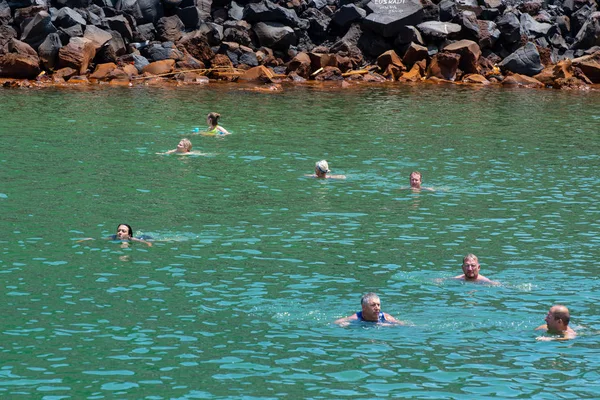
[1,83,600,399]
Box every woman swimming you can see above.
[109,224,153,246]
[77,224,153,246]
[202,112,230,136]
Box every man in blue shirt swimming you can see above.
[335,292,404,326]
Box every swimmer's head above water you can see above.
[177,139,192,153]
[315,160,330,178]
[116,224,133,240]
[410,171,422,189]
[207,112,221,127]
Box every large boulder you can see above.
[222,20,254,47]
[0,25,17,50]
[377,49,405,71]
[238,65,274,81]
[38,33,62,70]
[0,53,40,78]
[141,42,184,61]
[118,53,150,73]
[286,51,311,77]
[54,7,87,28]
[362,0,424,38]
[477,20,500,50]
[178,6,204,30]
[142,59,176,75]
[439,0,459,22]
[20,10,57,50]
[301,8,330,42]
[104,15,134,42]
[131,0,163,24]
[417,21,461,40]
[331,4,366,28]
[443,39,480,73]
[179,33,215,64]
[83,25,113,52]
[309,52,338,71]
[253,21,296,50]
[572,12,600,50]
[501,73,544,87]
[520,13,553,38]
[7,38,37,56]
[0,0,12,26]
[496,12,521,44]
[427,52,460,80]
[499,42,543,76]
[403,41,428,67]
[243,0,302,28]
[156,15,184,42]
[57,36,96,74]
[98,30,127,62]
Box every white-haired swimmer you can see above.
[335,292,405,327]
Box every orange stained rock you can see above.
[90,62,117,79]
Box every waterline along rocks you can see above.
[1,0,600,89]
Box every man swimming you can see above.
[535,305,576,341]
[307,160,346,179]
[335,292,404,326]
[453,254,498,284]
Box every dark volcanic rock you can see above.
[223,20,254,47]
[331,4,366,28]
[573,12,600,50]
[301,7,330,42]
[55,7,87,28]
[496,12,521,44]
[520,13,553,38]
[363,0,424,38]
[499,42,543,75]
[20,11,57,50]
[0,0,11,25]
[104,15,134,42]
[417,21,461,40]
[38,33,62,70]
[253,21,296,50]
[157,15,184,42]
[244,0,302,28]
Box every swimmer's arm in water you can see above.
[156,149,177,155]
[305,174,347,179]
[334,314,358,327]
[76,238,94,243]
[328,174,346,180]
[383,313,406,325]
[131,237,153,247]
[217,126,230,135]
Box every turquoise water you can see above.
[1,83,600,398]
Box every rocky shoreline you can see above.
[1,0,600,89]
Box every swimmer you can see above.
[535,305,577,341]
[306,160,346,179]
[453,254,499,285]
[201,112,230,136]
[77,224,153,247]
[403,171,434,191]
[157,139,193,155]
[335,292,405,326]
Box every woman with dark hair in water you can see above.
[78,224,152,246]
[203,112,230,136]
